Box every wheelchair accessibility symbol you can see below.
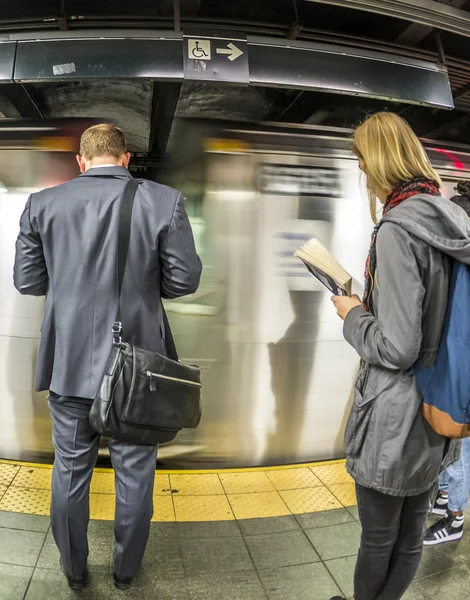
[188,39,211,61]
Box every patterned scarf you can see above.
[363,177,440,312]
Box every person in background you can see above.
[13,124,202,591]
[329,112,470,600]
[424,181,470,547]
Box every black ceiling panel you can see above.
[0,0,447,43]
[0,0,161,20]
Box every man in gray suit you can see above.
[13,124,202,591]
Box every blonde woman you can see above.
[330,112,470,600]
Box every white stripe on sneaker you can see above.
[424,530,463,545]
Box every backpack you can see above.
[414,260,470,439]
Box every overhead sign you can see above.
[216,43,244,62]
[183,32,249,83]
[187,39,211,61]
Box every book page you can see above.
[301,261,349,296]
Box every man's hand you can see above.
[331,294,363,321]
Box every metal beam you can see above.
[302,0,470,38]
[287,22,303,40]
[173,0,181,33]
[57,0,68,31]
[424,112,470,138]
[454,81,470,101]
[0,83,44,117]
[2,30,454,109]
[148,81,181,158]
[159,0,201,16]
[287,0,303,40]
[276,88,404,124]
[394,0,467,46]
[395,23,434,46]
[248,36,454,109]
[397,106,462,137]
[434,31,446,65]
[277,91,332,123]
[57,13,69,31]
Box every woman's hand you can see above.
[331,294,363,321]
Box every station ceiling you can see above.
[0,0,469,177]
[1,1,469,47]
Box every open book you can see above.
[295,238,352,296]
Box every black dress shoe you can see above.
[329,597,346,600]
[113,573,133,590]
[60,560,89,591]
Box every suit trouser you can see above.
[48,393,158,579]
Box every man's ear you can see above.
[76,155,86,174]
[121,152,131,169]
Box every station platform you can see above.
[0,458,468,600]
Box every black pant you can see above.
[355,483,431,600]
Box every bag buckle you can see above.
[112,322,122,346]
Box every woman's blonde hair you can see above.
[353,112,441,223]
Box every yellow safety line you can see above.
[0,457,346,474]
[0,457,355,521]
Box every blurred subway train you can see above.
[1,118,469,467]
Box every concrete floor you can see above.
[0,507,468,600]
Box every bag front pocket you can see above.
[120,366,202,432]
[344,368,377,458]
[145,370,202,392]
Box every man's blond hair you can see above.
[79,123,127,160]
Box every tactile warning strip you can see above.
[279,486,342,514]
[0,458,356,522]
[0,463,20,487]
[0,487,51,516]
[329,482,357,507]
[12,467,52,490]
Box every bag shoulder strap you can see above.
[113,177,179,362]
[114,178,139,330]
[161,304,179,361]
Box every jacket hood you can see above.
[383,193,470,266]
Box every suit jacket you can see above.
[13,166,202,399]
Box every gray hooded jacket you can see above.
[343,193,470,496]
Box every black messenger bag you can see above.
[89,178,202,445]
